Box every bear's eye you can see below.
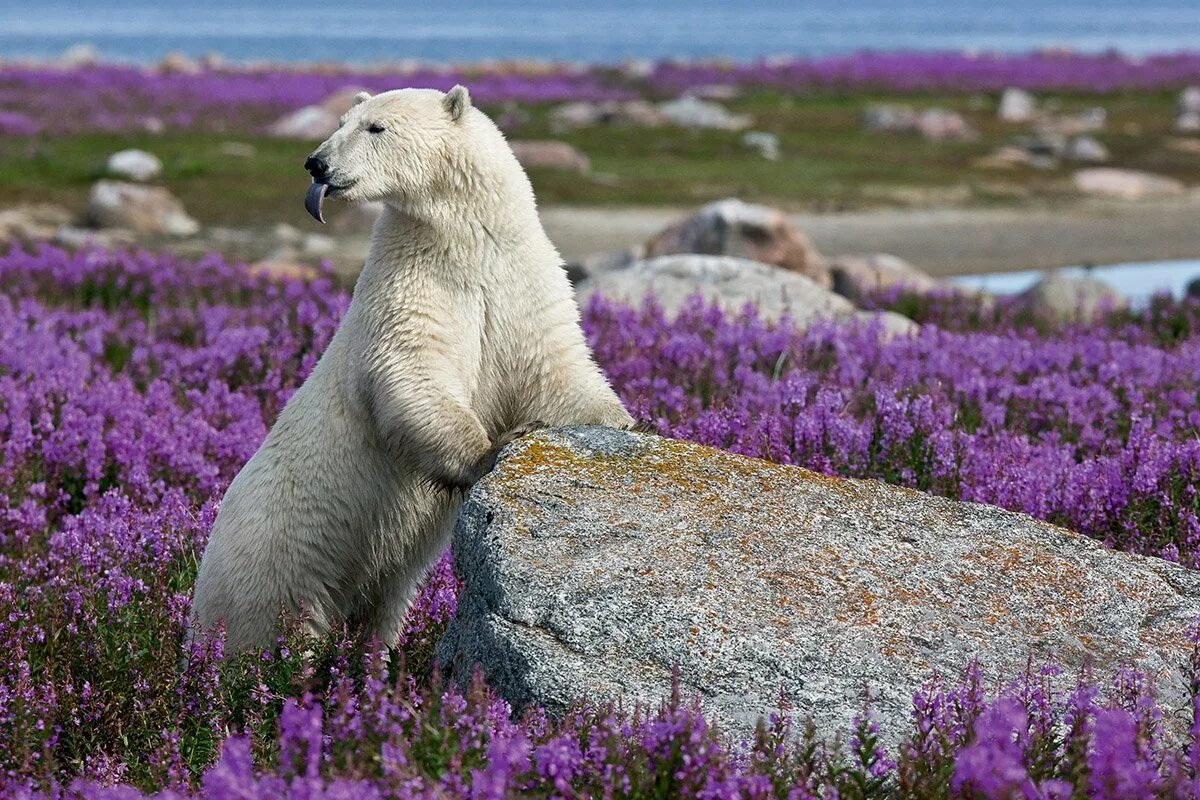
[366,123,387,134]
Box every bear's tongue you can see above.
[305,181,328,224]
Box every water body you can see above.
[3,0,1200,65]
[950,260,1200,302]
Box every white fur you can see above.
[189,87,632,650]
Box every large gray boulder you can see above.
[439,427,1200,743]
[576,254,851,325]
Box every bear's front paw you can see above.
[496,420,548,449]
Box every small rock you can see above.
[1177,112,1200,133]
[658,96,751,131]
[854,309,920,339]
[1186,275,1200,298]
[1167,137,1200,155]
[829,254,940,302]
[576,255,851,325]
[54,225,137,250]
[564,246,645,285]
[549,101,604,131]
[509,140,590,173]
[645,199,828,286]
[1040,107,1106,135]
[998,87,1036,122]
[326,200,385,235]
[248,256,320,283]
[916,108,976,142]
[87,180,199,238]
[691,84,740,101]
[1063,136,1110,163]
[301,233,337,258]
[1180,86,1200,116]
[974,146,1039,170]
[219,141,257,158]
[158,51,200,75]
[105,149,162,182]
[741,131,780,160]
[319,86,371,116]
[0,204,74,242]
[1073,168,1185,200]
[1016,272,1128,323]
[267,106,340,139]
[862,104,918,132]
[60,43,100,67]
[271,223,303,245]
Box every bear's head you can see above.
[304,85,502,223]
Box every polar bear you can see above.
[189,86,633,651]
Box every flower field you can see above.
[3,50,1200,136]
[3,244,1200,797]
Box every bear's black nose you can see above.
[305,155,329,179]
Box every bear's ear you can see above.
[352,91,372,106]
[443,85,471,122]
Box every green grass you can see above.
[0,90,1196,228]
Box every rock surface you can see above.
[1016,272,1128,323]
[106,149,163,182]
[645,199,828,286]
[998,87,1036,122]
[658,96,751,131]
[829,253,940,302]
[439,427,1200,742]
[1073,168,1186,200]
[576,255,852,324]
[267,105,340,139]
[86,180,199,237]
[509,140,591,173]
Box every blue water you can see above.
[3,0,1200,65]
[951,260,1200,303]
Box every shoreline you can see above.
[542,195,1200,277]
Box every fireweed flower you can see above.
[1,244,1200,796]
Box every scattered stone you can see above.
[1180,86,1200,116]
[564,246,645,285]
[576,255,851,325]
[974,145,1040,170]
[1186,275,1200,299]
[248,255,320,283]
[508,140,591,173]
[301,233,337,258]
[86,180,199,238]
[741,131,780,160]
[267,105,340,139]
[916,108,976,141]
[0,204,74,242]
[645,198,828,286]
[548,100,668,132]
[1177,112,1200,133]
[863,105,975,141]
[105,149,163,182]
[1063,135,1110,163]
[60,43,100,67]
[1073,168,1186,200]
[54,225,137,250]
[1167,137,1200,155]
[319,86,371,116]
[1016,272,1129,323]
[997,87,1036,122]
[141,117,165,135]
[158,51,200,75]
[326,200,385,236]
[658,96,751,131]
[219,141,257,159]
[862,104,918,132]
[1040,107,1106,135]
[439,426,1200,743]
[690,84,741,101]
[829,253,940,302]
[857,309,920,339]
[271,223,303,246]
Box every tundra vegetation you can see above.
[2,244,1200,797]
